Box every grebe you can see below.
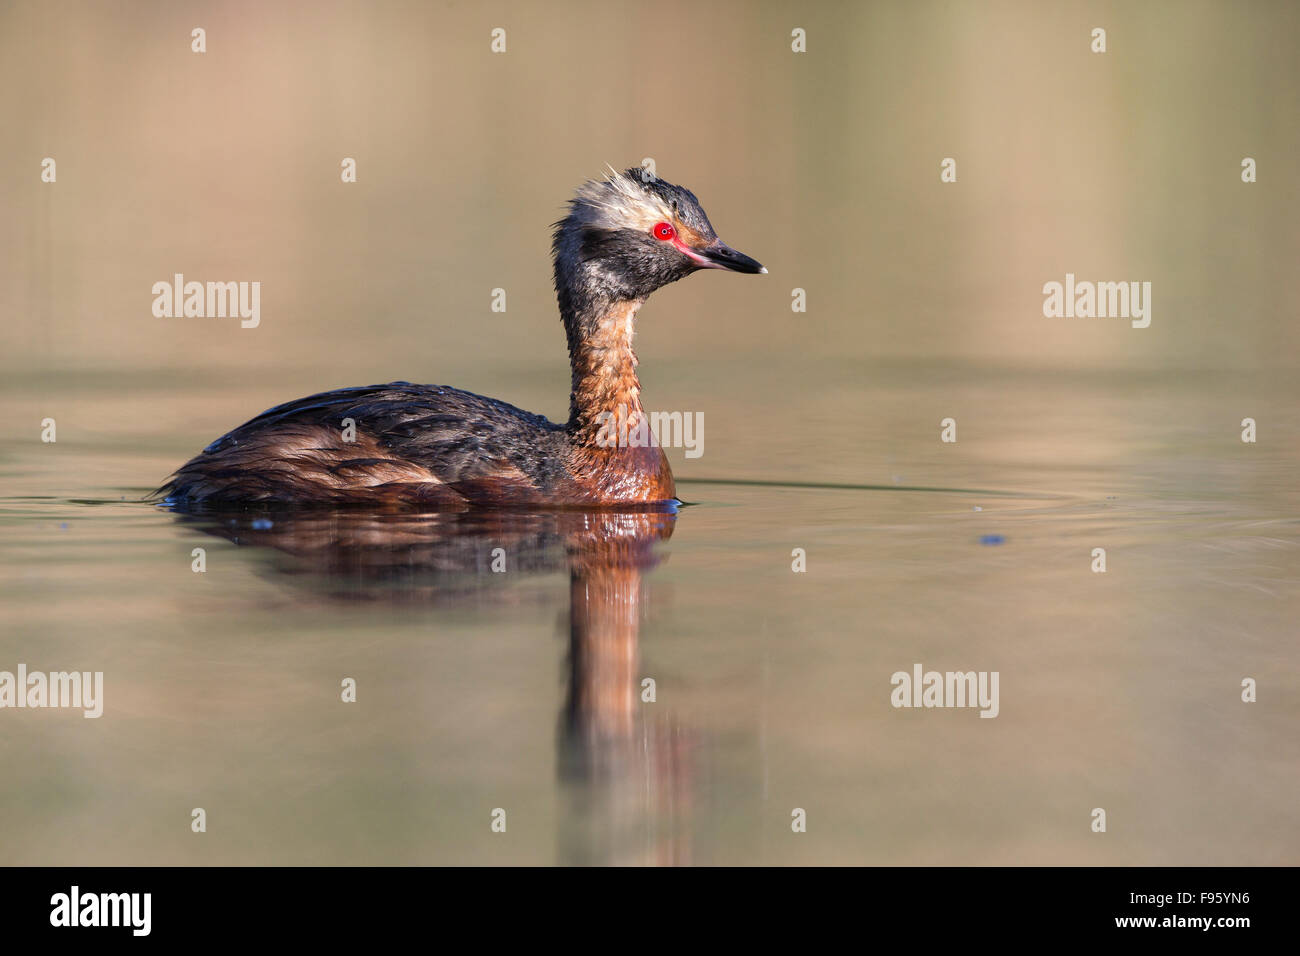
[160,168,764,508]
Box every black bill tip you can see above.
[699,240,766,274]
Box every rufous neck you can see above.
[565,297,646,444]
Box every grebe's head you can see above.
[553,167,765,307]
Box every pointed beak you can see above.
[674,237,767,274]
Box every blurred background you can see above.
[1,0,1297,865]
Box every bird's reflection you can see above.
[170,505,693,865]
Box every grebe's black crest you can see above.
[552,168,765,336]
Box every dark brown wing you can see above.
[161,382,568,505]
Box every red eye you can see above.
[652,222,676,241]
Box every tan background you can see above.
[1,0,1297,866]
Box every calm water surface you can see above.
[2,362,1296,865]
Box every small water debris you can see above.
[972,505,983,511]
[979,534,1005,546]
[251,518,273,530]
